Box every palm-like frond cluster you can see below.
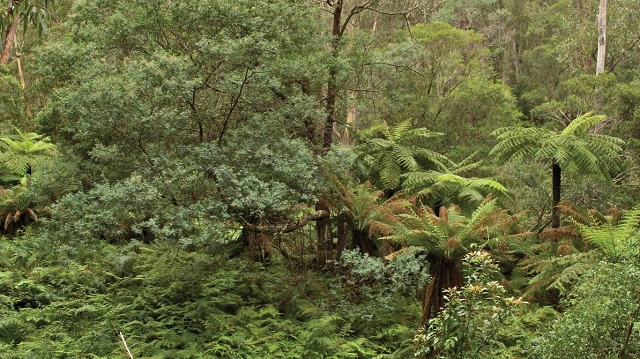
[369,198,521,325]
[578,207,640,261]
[0,128,56,182]
[520,204,639,301]
[490,112,625,229]
[356,120,451,191]
[490,113,624,179]
[0,186,38,236]
[403,155,509,214]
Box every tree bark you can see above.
[551,161,561,229]
[596,0,607,74]
[316,199,334,265]
[351,228,377,255]
[241,210,329,234]
[323,0,344,153]
[0,1,20,65]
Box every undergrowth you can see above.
[0,234,421,358]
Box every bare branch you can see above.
[242,210,330,234]
[119,332,134,359]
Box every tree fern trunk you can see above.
[351,229,377,256]
[421,257,463,327]
[552,161,561,228]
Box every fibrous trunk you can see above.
[421,256,463,327]
[351,229,377,256]
[241,221,272,263]
[316,199,334,266]
[551,161,561,228]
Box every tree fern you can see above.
[373,197,520,326]
[356,120,451,192]
[526,251,600,296]
[403,154,509,215]
[490,112,624,228]
[0,128,56,182]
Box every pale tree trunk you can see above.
[323,0,343,152]
[0,1,20,65]
[340,91,357,145]
[596,0,607,75]
[14,38,24,87]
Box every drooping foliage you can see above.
[491,112,625,227]
[372,198,521,326]
[355,120,451,193]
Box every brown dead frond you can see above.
[609,207,622,226]
[539,227,580,242]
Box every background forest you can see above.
[1,0,640,358]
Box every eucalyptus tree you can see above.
[490,112,624,228]
[0,0,49,64]
[358,22,521,159]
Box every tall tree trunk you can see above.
[351,229,377,256]
[596,0,607,74]
[323,0,343,152]
[0,1,20,65]
[240,218,272,263]
[341,91,357,145]
[421,257,463,327]
[551,161,562,229]
[316,1,344,266]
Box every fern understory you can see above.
[0,233,421,358]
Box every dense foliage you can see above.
[1,0,640,357]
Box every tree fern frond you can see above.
[365,138,392,150]
[526,251,599,295]
[465,178,509,195]
[546,260,595,292]
[393,146,419,172]
[356,121,451,191]
[561,112,604,135]
[402,171,439,192]
[578,207,640,261]
[456,186,484,206]
[556,201,592,225]
[450,152,481,174]
[401,126,444,143]
[539,227,581,242]
[391,120,412,140]
[380,159,402,190]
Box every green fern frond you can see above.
[578,207,640,261]
[546,260,595,292]
[356,121,450,191]
[526,251,599,295]
[0,128,56,178]
[391,120,411,140]
[561,112,604,135]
